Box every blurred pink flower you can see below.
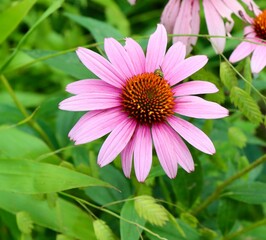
[229,9,266,73]
[127,0,136,5]
[59,24,228,182]
[161,0,259,54]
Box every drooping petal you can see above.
[175,96,229,119]
[125,38,145,74]
[98,118,137,167]
[173,0,194,52]
[160,0,181,34]
[229,41,256,63]
[203,0,226,53]
[172,132,194,173]
[76,47,124,88]
[241,0,261,16]
[104,38,136,80]
[168,116,215,154]
[154,123,194,173]
[66,79,120,95]
[168,55,208,86]
[133,125,152,182]
[152,123,178,178]
[187,0,200,52]
[145,24,167,72]
[172,81,218,97]
[121,133,137,178]
[223,0,245,18]
[69,108,125,145]
[251,45,266,73]
[162,41,186,81]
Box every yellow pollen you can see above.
[253,10,266,40]
[121,72,175,125]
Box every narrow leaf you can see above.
[0,158,114,194]
[120,200,146,240]
[0,0,36,44]
[64,13,123,45]
[224,182,266,204]
[0,191,96,240]
[16,212,33,235]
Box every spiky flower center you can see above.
[253,10,266,40]
[122,72,175,125]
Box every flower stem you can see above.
[192,154,266,215]
[222,218,266,240]
[0,74,55,150]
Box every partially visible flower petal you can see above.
[162,41,186,81]
[161,0,181,34]
[223,0,245,18]
[172,81,218,97]
[121,133,136,178]
[168,116,215,154]
[76,47,124,88]
[66,79,119,95]
[104,38,136,80]
[173,0,194,53]
[241,0,261,16]
[203,0,226,53]
[229,41,256,63]
[134,125,152,182]
[145,24,167,72]
[98,118,137,167]
[125,38,145,74]
[187,0,200,51]
[152,123,178,178]
[127,0,136,5]
[175,96,229,119]
[59,92,120,111]
[69,108,124,145]
[251,45,266,73]
[168,55,208,86]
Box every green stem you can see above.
[192,154,266,215]
[222,218,266,240]
[0,74,55,150]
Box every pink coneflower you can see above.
[229,9,266,73]
[59,24,228,182]
[161,0,259,54]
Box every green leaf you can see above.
[224,182,266,204]
[146,219,200,240]
[85,165,131,212]
[26,50,94,79]
[220,62,238,90]
[0,127,59,163]
[0,158,114,194]
[0,0,36,44]
[92,0,130,35]
[228,127,247,148]
[93,219,116,240]
[16,212,33,235]
[64,13,123,45]
[120,200,146,240]
[1,0,64,72]
[230,86,263,124]
[217,199,238,235]
[0,91,46,108]
[170,158,203,207]
[0,191,96,240]
[134,195,168,226]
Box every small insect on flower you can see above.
[154,67,164,78]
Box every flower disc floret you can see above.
[253,10,266,40]
[122,73,175,125]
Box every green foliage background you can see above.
[0,0,266,239]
